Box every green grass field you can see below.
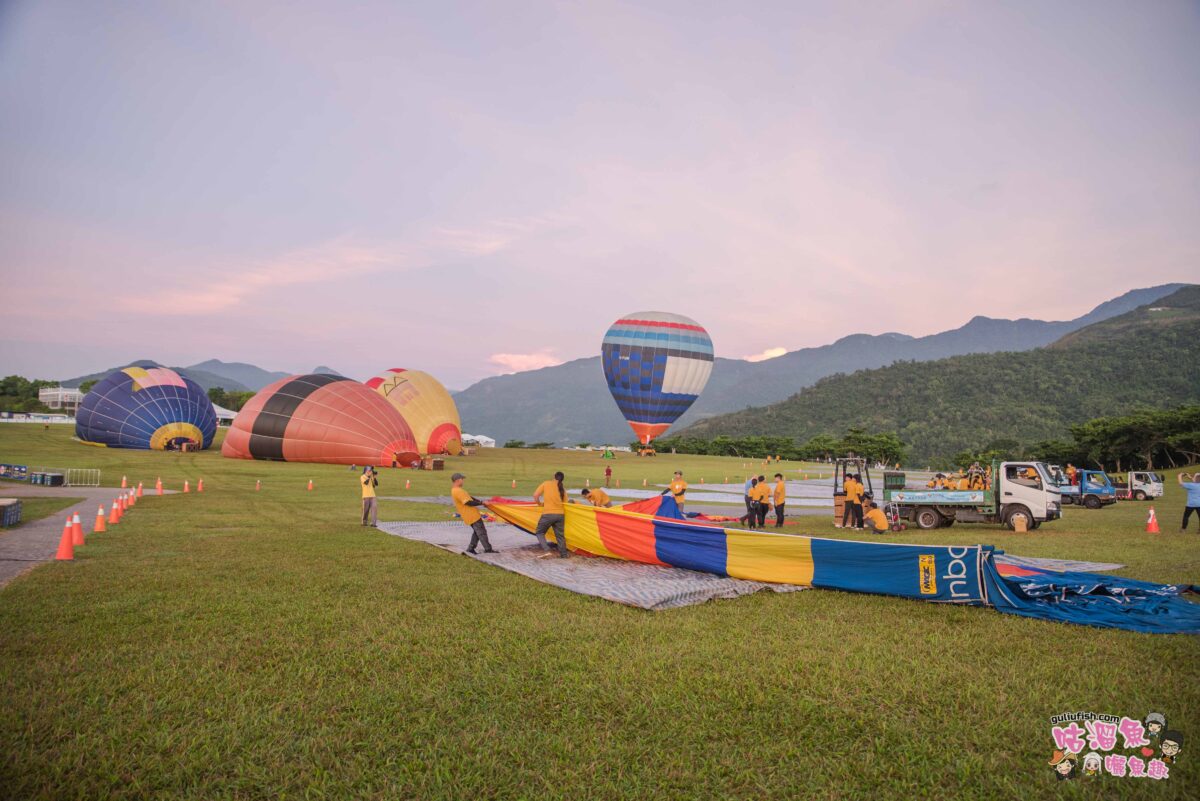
[1,425,1197,799]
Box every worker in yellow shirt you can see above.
[740,478,760,529]
[532,471,569,558]
[450,472,496,554]
[661,470,688,513]
[360,466,379,526]
[772,472,786,528]
[752,474,771,528]
[863,500,889,534]
[840,474,861,529]
[581,487,612,507]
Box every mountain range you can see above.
[451,283,1187,445]
[61,360,346,393]
[678,285,1200,462]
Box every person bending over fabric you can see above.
[450,472,496,554]
[581,487,612,507]
[753,474,770,528]
[1179,472,1200,532]
[533,471,569,557]
[360,466,378,526]
[772,473,786,528]
[661,470,688,513]
[863,500,890,534]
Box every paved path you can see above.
[0,486,174,589]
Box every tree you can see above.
[503,440,526,449]
[78,379,98,394]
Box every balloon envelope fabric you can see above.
[364,368,463,455]
[222,374,420,466]
[75,366,217,450]
[601,311,713,445]
[484,502,1200,633]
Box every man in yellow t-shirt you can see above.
[581,487,612,507]
[751,474,771,528]
[772,473,786,528]
[863,500,889,534]
[662,471,688,512]
[361,466,378,526]
[841,474,861,529]
[450,472,495,554]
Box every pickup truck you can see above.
[1053,469,1118,508]
[1111,471,1164,501]
[883,461,1061,531]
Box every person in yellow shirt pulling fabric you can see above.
[841,474,862,529]
[752,474,771,528]
[772,473,786,528]
[360,466,379,526]
[450,472,496,554]
[863,499,890,534]
[581,487,612,507]
[661,471,688,513]
[533,471,569,558]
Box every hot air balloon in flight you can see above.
[75,366,217,450]
[601,311,713,445]
[221,374,420,466]
[364,369,463,455]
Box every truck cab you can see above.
[1112,471,1164,501]
[1054,469,1118,508]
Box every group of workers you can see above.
[739,474,787,529]
[839,472,890,533]
[927,462,992,491]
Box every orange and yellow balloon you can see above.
[365,369,463,456]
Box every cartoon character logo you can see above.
[1049,750,1078,780]
[1159,731,1184,765]
[1144,712,1166,741]
[1081,752,1102,778]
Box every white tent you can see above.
[211,403,238,422]
[461,433,495,448]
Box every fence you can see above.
[5,465,103,488]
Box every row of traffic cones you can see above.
[57,487,139,561]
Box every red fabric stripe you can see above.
[614,318,706,333]
[596,512,665,565]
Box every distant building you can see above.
[462,433,496,448]
[211,403,238,423]
[38,386,83,413]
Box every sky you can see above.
[1,0,1198,388]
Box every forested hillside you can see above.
[680,287,1200,463]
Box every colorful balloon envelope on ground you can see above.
[601,311,713,445]
[364,369,463,455]
[221,374,420,466]
[75,366,217,450]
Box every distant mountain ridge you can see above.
[678,285,1200,462]
[60,360,350,393]
[452,284,1188,445]
[61,360,253,393]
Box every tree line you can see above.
[207,387,256,412]
[643,428,907,465]
[0,375,55,413]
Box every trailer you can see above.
[883,461,1061,531]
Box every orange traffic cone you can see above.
[156,477,163,496]
[700,478,704,484]
[616,478,620,488]
[121,475,127,489]
[1147,507,1160,534]
[586,478,590,487]
[56,519,74,561]
[93,505,106,533]
[255,479,261,491]
[511,479,516,489]
[307,479,314,491]
[71,512,84,546]
[183,480,190,494]
[197,478,204,493]
[405,479,411,489]
[128,490,135,507]
[119,493,127,512]
[643,478,648,487]
[137,481,143,498]
[108,500,120,525]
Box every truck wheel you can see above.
[1005,505,1033,531]
[915,507,943,530]
[1084,495,1102,510]
[1134,490,1147,501]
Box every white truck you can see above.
[1112,471,1165,501]
[883,461,1062,531]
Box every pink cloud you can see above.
[744,347,787,363]
[487,350,563,374]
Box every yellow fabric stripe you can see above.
[149,422,203,450]
[563,504,621,559]
[724,528,814,585]
[122,366,150,390]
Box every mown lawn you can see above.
[0,425,1197,799]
